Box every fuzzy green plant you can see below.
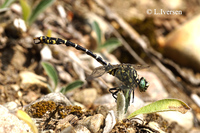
[19,0,55,26]
[92,21,121,53]
[0,0,16,9]
[41,61,84,93]
[116,90,190,121]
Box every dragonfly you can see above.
[34,36,149,104]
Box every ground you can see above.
[0,0,200,132]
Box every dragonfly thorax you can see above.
[110,65,138,87]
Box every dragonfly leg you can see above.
[109,88,120,100]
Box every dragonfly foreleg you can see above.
[109,88,120,100]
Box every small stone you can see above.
[10,84,20,91]
[73,88,97,104]
[94,94,115,105]
[28,92,72,106]
[57,115,77,133]
[88,114,104,133]
[158,110,194,130]
[74,125,91,133]
[3,102,18,111]
[0,105,31,133]
[77,116,92,126]
[19,71,47,91]
[60,125,76,133]
[77,114,104,132]
[103,110,116,133]
[148,122,165,133]
[96,104,115,117]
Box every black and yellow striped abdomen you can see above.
[34,36,108,66]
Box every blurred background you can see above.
[0,0,200,132]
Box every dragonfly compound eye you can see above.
[139,77,149,92]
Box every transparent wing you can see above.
[122,64,150,70]
[109,64,149,70]
[86,66,107,80]
[86,64,149,81]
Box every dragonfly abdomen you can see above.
[34,36,108,66]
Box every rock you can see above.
[148,121,166,133]
[77,116,92,126]
[3,101,18,111]
[157,14,200,72]
[57,115,78,133]
[60,125,76,133]
[25,92,72,117]
[19,71,48,91]
[40,45,53,61]
[189,129,200,133]
[94,94,115,105]
[0,105,31,133]
[27,92,72,107]
[158,110,194,130]
[73,88,97,104]
[95,103,116,117]
[103,110,116,133]
[74,125,91,133]
[88,114,104,133]
[77,114,104,133]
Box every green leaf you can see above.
[20,0,31,23]
[28,0,55,25]
[47,84,53,93]
[99,38,121,53]
[92,21,102,45]
[60,80,84,94]
[0,0,16,8]
[127,99,191,119]
[41,62,58,91]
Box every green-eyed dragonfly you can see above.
[34,36,149,104]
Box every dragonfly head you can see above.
[138,77,149,92]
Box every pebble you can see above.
[19,71,47,91]
[0,105,31,133]
[94,94,115,105]
[158,110,194,130]
[77,114,104,133]
[74,125,91,133]
[103,110,116,133]
[88,114,104,133]
[73,88,97,104]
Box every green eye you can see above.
[139,77,149,92]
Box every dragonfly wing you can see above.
[109,64,149,70]
[86,66,107,80]
[122,64,150,70]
